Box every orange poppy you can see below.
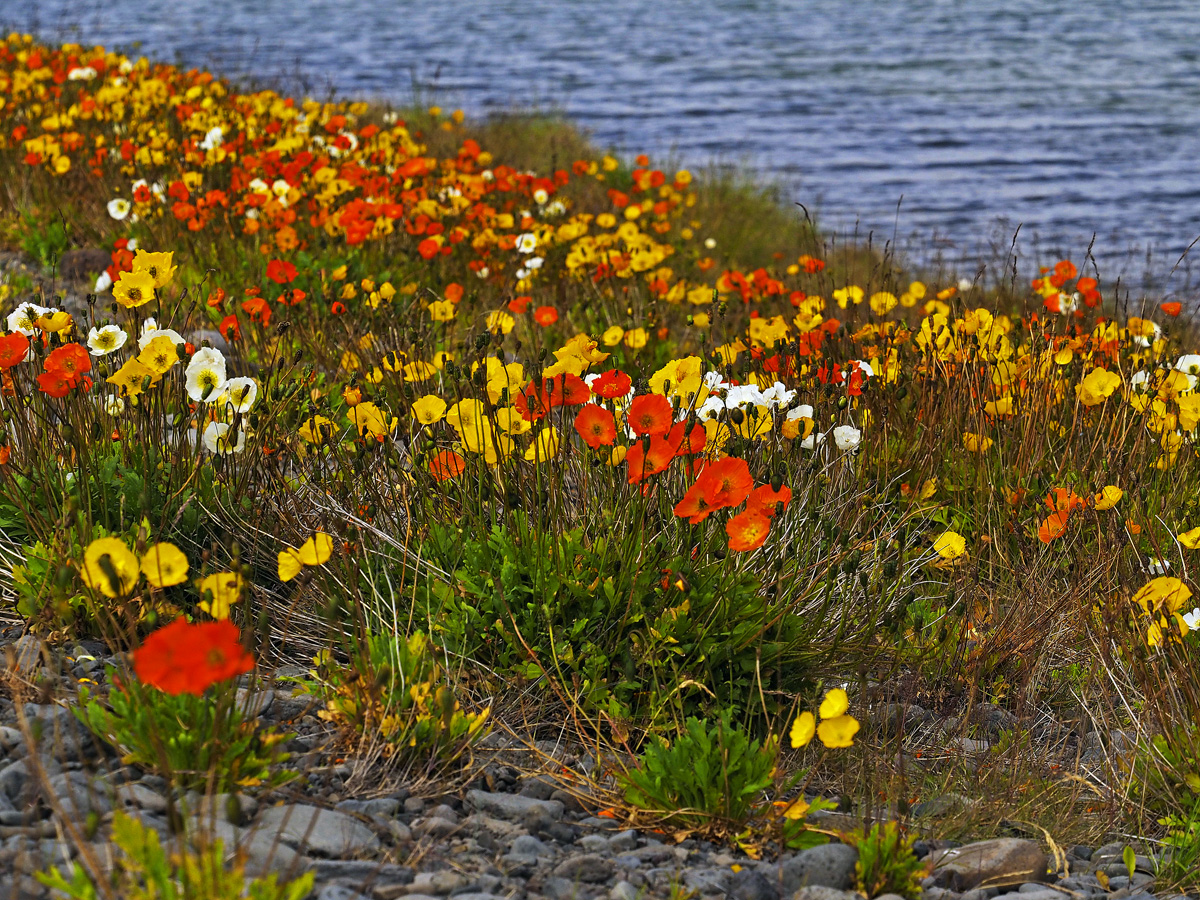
[515,380,551,422]
[265,258,296,284]
[591,369,632,400]
[626,435,677,484]
[507,295,532,314]
[696,456,754,509]
[666,421,707,457]
[1045,488,1085,514]
[429,450,467,481]
[746,483,792,518]
[674,481,716,524]
[534,306,559,326]
[545,374,590,407]
[1161,302,1182,317]
[627,394,674,437]
[0,332,30,369]
[45,343,91,379]
[575,404,616,448]
[1038,509,1071,544]
[727,509,772,552]
[37,369,74,398]
[133,618,254,696]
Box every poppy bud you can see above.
[771,474,783,492]
[837,396,849,410]
[730,408,745,425]
[896,386,908,400]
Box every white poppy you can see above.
[185,347,228,402]
[203,421,245,455]
[515,233,538,254]
[94,270,113,293]
[138,319,185,350]
[219,377,258,413]
[833,425,862,451]
[7,302,48,336]
[107,198,131,220]
[87,325,127,356]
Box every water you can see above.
[7,0,1200,291]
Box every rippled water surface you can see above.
[7,1,1200,284]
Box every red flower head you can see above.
[626,435,677,484]
[627,394,674,437]
[37,369,74,398]
[265,258,297,284]
[45,343,91,380]
[695,456,754,509]
[133,618,254,696]
[241,296,271,327]
[1162,301,1182,317]
[727,509,771,552]
[745,483,792,518]
[545,373,590,407]
[575,404,616,448]
[591,369,632,400]
[429,450,466,481]
[673,481,716,524]
[534,306,559,326]
[0,332,30,369]
[515,380,551,422]
[507,295,532,314]
[220,315,241,341]
[666,421,706,457]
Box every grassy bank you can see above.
[1,31,1200,893]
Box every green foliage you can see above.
[849,822,924,899]
[1126,725,1200,818]
[77,679,294,791]
[304,631,489,765]
[621,711,776,826]
[37,811,314,900]
[1156,801,1200,891]
[422,517,806,723]
[14,207,69,269]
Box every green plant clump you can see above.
[849,821,925,899]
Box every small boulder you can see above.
[929,838,1047,890]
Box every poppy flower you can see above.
[45,343,92,380]
[508,295,532,314]
[133,618,254,696]
[429,450,466,481]
[575,404,617,448]
[534,306,559,326]
[37,369,74,398]
[0,332,30,369]
[674,481,716,524]
[265,258,297,284]
[219,315,241,341]
[696,456,754,509]
[591,369,632,400]
[726,509,771,552]
[745,483,792,518]
[666,421,707,457]
[1162,301,1182,317]
[1038,510,1071,543]
[515,380,550,422]
[626,435,677,484]
[545,373,589,407]
[627,394,674,437]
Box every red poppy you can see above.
[575,404,616,448]
[515,380,551,422]
[626,435,677,484]
[331,301,347,315]
[1162,301,1182,317]
[545,374,590,407]
[265,259,297,284]
[591,369,632,400]
[727,509,771,552]
[695,457,754,509]
[534,306,559,326]
[1054,260,1077,280]
[745,483,792,518]
[674,481,716,524]
[206,288,226,308]
[37,369,73,398]
[241,296,271,327]
[418,238,440,260]
[0,332,29,369]
[445,283,464,303]
[44,343,91,379]
[133,618,254,696]
[220,315,241,341]
[627,394,674,437]
[508,295,532,314]
[1045,488,1084,514]
[1038,509,1071,544]
[666,420,706,457]
[429,450,467,481]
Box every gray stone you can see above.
[912,793,972,819]
[413,815,458,839]
[59,248,112,281]
[790,888,861,900]
[929,838,1047,891]
[994,891,1059,900]
[554,853,615,883]
[779,843,859,892]
[579,834,610,852]
[317,886,370,900]
[113,782,167,813]
[683,868,734,894]
[959,890,999,900]
[410,870,470,894]
[256,804,380,858]
[609,829,638,852]
[4,635,42,675]
[611,880,640,900]
[731,868,780,900]
[520,775,559,800]
[540,876,580,900]
[336,797,401,818]
[512,834,553,857]
[466,789,564,821]
[46,770,111,819]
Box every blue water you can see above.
[6,0,1200,290]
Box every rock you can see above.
[790,888,862,900]
[4,635,42,676]
[336,798,401,818]
[912,793,972,819]
[929,838,1047,891]
[611,881,640,900]
[59,248,112,281]
[519,775,559,800]
[414,816,458,839]
[317,886,371,900]
[778,843,859,892]
[256,804,381,858]
[466,789,564,821]
[235,688,275,716]
[683,867,734,894]
[554,853,615,883]
[410,870,470,894]
[731,868,781,900]
[113,782,167,813]
[609,829,638,852]
[191,329,230,355]
[46,770,111,819]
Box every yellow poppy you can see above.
[140,542,189,588]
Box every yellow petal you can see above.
[819,688,850,719]
[1093,486,1123,511]
[278,549,304,582]
[1178,527,1200,550]
[789,711,815,749]
[817,714,860,749]
[140,542,189,588]
[297,532,335,567]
